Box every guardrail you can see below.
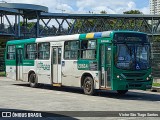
[0,48,5,72]
[152,42,160,79]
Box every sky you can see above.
[3,0,150,14]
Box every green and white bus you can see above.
[5,31,153,95]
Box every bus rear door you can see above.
[100,44,111,88]
[16,48,23,80]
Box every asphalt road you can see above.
[0,77,160,120]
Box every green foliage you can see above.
[123,10,143,14]
[122,10,145,30]
[72,10,107,30]
[0,41,6,48]
[71,9,145,32]
[0,72,5,77]
[152,36,160,42]
[20,22,43,29]
[153,83,160,87]
[100,10,107,14]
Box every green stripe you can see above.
[23,60,34,66]
[5,60,34,66]
[7,38,36,45]
[5,60,16,66]
[79,34,87,40]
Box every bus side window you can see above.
[64,41,79,60]
[38,42,50,60]
[7,45,15,60]
[81,40,97,59]
[26,44,37,60]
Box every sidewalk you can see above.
[151,86,160,92]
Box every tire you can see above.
[29,72,38,88]
[117,90,128,95]
[83,76,95,95]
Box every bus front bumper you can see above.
[114,80,153,90]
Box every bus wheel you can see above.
[117,90,128,95]
[29,73,38,88]
[83,76,95,95]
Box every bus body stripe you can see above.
[36,34,80,43]
[101,31,112,38]
[94,32,102,38]
[86,33,94,39]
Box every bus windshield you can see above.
[115,44,151,70]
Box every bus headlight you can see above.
[146,77,150,81]
[117,75,120,79]
[149,74,152,78]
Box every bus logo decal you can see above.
[78,64,89,69]
[37,62,50,70]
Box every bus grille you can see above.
[129,84,142,88]
[123,73,146,78]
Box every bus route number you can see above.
[78,64,89,69]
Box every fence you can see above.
[151,42,160,80]
[0,48,5,72]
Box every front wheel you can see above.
[29,73,38,88]
[117,90,128,95]
[83,76,95,95]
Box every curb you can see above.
[151,86,160,92]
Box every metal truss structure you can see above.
[1,3,160,39]
[1,3,160,77]
[38,13,160,37]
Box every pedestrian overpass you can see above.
[0,3,160,79]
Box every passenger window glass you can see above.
[38,43,50,60]
[53,48,56,64]
[7,45,15,60]
[58,48,61,64]
[26,44,37,60]
[81,40,97,59]
[64,41,79,59]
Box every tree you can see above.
[71,10,107,32]
[123,10,143,14]
[100,10,107,14]
[122,10,144,30]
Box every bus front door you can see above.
[52,47,62,84]
[100,44,111,88]
[16,49,23,80]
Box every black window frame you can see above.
[38,42,50,60]
[25,43,37,60]
[80,39,97,60]
[7,45,16,60]
[64,40,79,60]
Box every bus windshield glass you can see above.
[115,44,150,70]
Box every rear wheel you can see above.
[29,73,38,88]
[83,76,95,95]
[117,90,128,95]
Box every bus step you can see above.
[100,87,111,90]
[53,83,62,87]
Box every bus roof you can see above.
[6,38,36,45]
[6,30,147,45]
